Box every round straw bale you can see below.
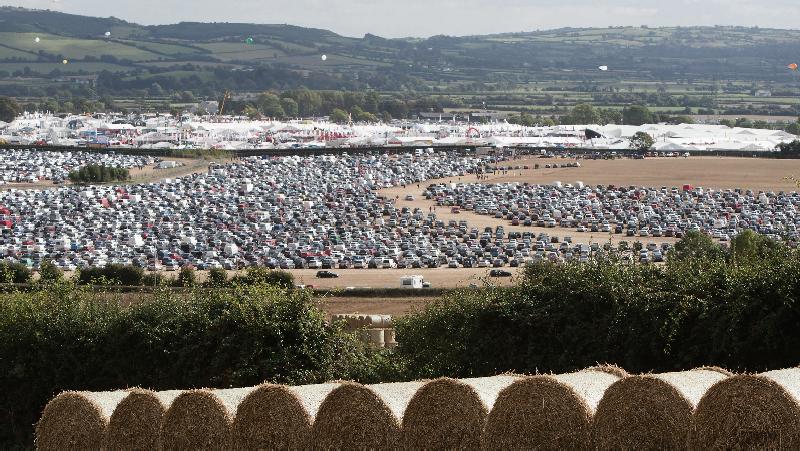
[690,368,800,449]
[233,382,339,450]
[593,368,729,450]
[106,389,182,451]
[484,370,622,450]
[36,390,129,451]
[160,387,255,450]
[311,380,425,450]
[403,375,518,450]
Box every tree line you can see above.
[68,164,130,184]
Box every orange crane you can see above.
[218,90,232,116]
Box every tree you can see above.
[280,97,299,118]
[786,121,800,136]
[622,105,652,126]
[599,109,623,125]
[257,92,285,118]
[729,229,781,263]
[0,97,21,122]
[629,131,655,151]
[669,230,725,261]
[243,104,261,120]
[330,108,349,124]
[351,106,378,123]
[565,104,600,125]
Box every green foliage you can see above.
[395,242,800,379]
[0,96,20,122]
[174,266,197,288]
[0,261,32,284]
[77,264,144,286]
[0,283,372,448]
[669,230,726,261]
[330,108,349,124]
[205,267,228,287]
[68,164,130,184]
[562,103,600,125]
[729,229,784,263]
[623,105,653,126]
[230,267,294,289]
[777,140,800,157]
[38,260,63,283]
[256,91,285,118]
[629,131,655,151]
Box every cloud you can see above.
[1,0,799,37]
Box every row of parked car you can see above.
[427,181,800,246]
[0,148,154,184]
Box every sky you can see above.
[4,0,800,37]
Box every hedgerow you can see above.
[0,282,373,448]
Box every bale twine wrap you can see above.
[106,389,182,451]
[691,367,800,449]
[160,387,255,450]
[311,380,425,450]
[233,382,340,450]
[593,368,729,450]
[402,375,518,450]
[36,390,129,451]
[483,368,623,450]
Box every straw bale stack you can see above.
[691,367,800,449]
[483,368,622,450]
[105,389,182,451]
[160,387,255,450]
[310,380,425,450]
[402,375,518,450]
[593,368,729,450]
[36,390,129,451]
[232,382,339,450]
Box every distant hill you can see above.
[2,6,800,102]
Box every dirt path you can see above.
[127,157,232,184]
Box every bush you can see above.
[173,267,197,288]
[205,267,228,287]
[77,264,144,286]
[38,260,63,283]
[142,272,169,286]
[0,261,32,284]
[395,244,800,379]
[231,267,294,289]
[0,283,373,448]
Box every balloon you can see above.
[598,65,608,71]
[34,36,40,43]
[321,54,327,61]
[245,37,254,45]
[104,31,111,37]
[789,63,798,71]
[62,59,68,65]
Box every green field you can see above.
[0,62,134,73]
[196,42,285,60]
[0,32,162,61]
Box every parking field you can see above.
[483,156,800,192]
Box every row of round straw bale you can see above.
[35,365,800,450]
